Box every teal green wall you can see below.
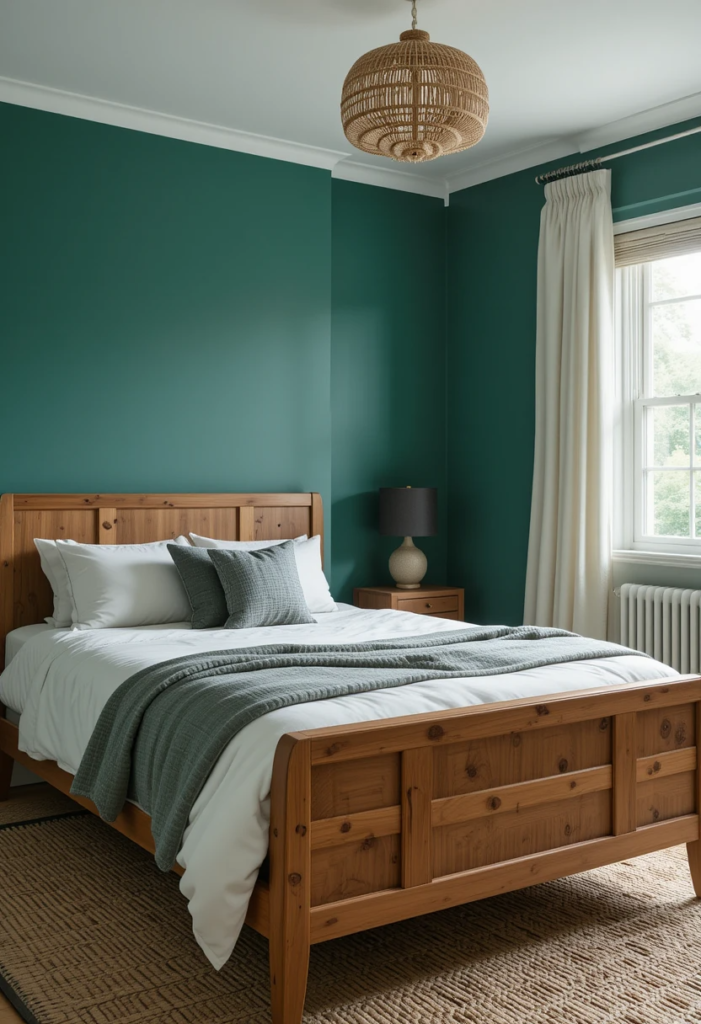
[331,180,447,602]
[447,116,701,625]
[0,103,448,600]
[1,102,332,531]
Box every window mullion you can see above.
[642,262,652,398]
[641,266,653,541]
[647,293,701,307]
[630,265,645,545]
[692,401,697,538]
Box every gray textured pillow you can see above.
[209,541,314,629]
[167,544,228,629]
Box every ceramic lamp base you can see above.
[389,536,427,589]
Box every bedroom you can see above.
[1,1,701,1021]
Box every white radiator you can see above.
[619,583,701,673]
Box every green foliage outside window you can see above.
[646,255,701,537]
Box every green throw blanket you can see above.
[71,626,639,870]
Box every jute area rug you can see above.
[2,787,701,1024]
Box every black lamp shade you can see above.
[379,487,437,538]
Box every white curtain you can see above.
[523,169,615,640]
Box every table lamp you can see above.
[379,486,437,589]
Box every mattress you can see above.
[4,623,58,667]
[0,604,675,970]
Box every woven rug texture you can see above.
[1,789,701,1023]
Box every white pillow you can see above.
[189,533,336,613]
[188,533,307,550]
[291,536,336,613]
[35,538,78,627]
[55,537,191,629]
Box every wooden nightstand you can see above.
[353,585,464,621]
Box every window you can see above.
[615,212,701,559]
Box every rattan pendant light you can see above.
[341,0,489,163]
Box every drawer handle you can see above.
[425,602,432,609]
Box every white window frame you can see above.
[614,203,701,565]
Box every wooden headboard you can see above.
[0,492,323,662]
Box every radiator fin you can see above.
[620,584,701,673]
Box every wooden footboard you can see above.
[268,674,701,1023]
[3,674,701,1024]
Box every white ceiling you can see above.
[1,0,700,196]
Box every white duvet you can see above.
[0,604,677,969]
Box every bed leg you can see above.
[269,927,310,1024]
[0,751,13,801]
[687,842,701,897]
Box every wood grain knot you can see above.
[512,733,522,747]
[488,796,501,811]
[465,764,478,778]
[295,824,307,836]
[288,873,302,886]
[644,694,652,702]
[360,836,376,851]
[101,521,112,530]
[326,917,338,926]
[428,725,444,740]
[326,742,342,757]
[2,561,8,568]
[599,718,609,731]
[660,719,672,739]
[535,705,549,717]
[649,761,662,775]
[675,725,687,744]
[570,780,577,789]
[564,824,572,836]
[652,809,660,821]
[558,758,568,773]
[273,828,278,838]
[340,821,351,834]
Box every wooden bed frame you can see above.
[1,492,701,1024]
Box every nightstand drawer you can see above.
[354,586,464,620]
[397,595,459,616]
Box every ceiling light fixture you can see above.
[340,0,489,164]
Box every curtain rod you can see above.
[535,124,701,185]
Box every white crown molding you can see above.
[577,90,701,154]
[0,74,447,200]
[0,75,347,172]
[445,138,579,194]
[332,159,448,202]
[447,91,701,196]
[2,74,699,200]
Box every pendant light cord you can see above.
[411,0,418,29]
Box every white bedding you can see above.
[0,605,676,969]
[4,623,57,667]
